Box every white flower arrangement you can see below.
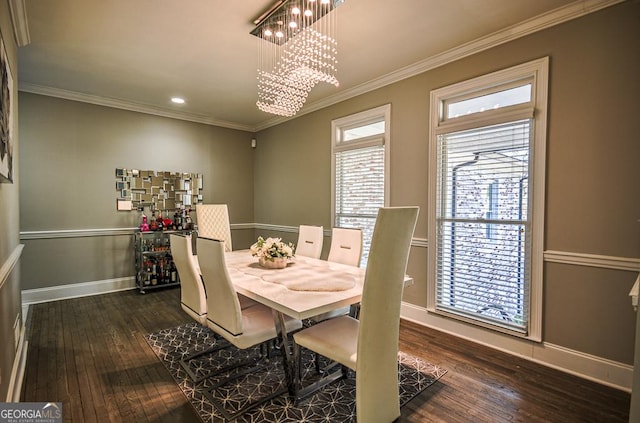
[250,236,295,261]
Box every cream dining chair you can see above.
[171,233,206,325]
[194,204,257,309]
[293,207,419,423]
[327,227,363,266]
[312,227,362,323]
[295,225,324,259]
[310,227,363,372]
[171,233,227,382]
[196,204,233,252]
[197,237,303,419]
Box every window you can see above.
[332,105,390,266]
[428,59,548,340]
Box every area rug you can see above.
[145,322,447,422]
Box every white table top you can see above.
[225,250,365,320]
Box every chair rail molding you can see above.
[20,228,138,240]
[0,244,24,291]
[544,250,640,272]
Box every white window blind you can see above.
[436,120,531,332]
[335,143,385,264]
[332,104,390,267]
[428,58,548,340]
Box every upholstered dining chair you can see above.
[197,236,303,418]
[196,204,233,252]
[327,227,363,267]
[171,233,224,382]
[171,233,206,325]
[295,225,324,259]
[293,207,419,423]
[312,227,362,322]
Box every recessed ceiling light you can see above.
[171,97,185,104]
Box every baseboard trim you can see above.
[6,324,27,402]
[400,302,632,392]
[21,277,136,305]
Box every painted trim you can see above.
[20,228,138,240]
[412,237,428,248]
[6,325,27,402]
[0,244,24,291]
[21,277,136,305]
[19,224,253,240]
[400,302,632,392]
[21,226,640,272]
[16,0,623,133]
[544,250,640,272]
[18,83,253,132]
[8,0,30,47]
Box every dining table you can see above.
[223,249,413,398]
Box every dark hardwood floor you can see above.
[22,288,630,422]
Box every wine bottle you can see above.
[150,210,158,231]
[157,211,164,231]
[170,261,177,283]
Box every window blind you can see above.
[335,143,385,265]
[435,119,532,332]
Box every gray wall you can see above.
[253,2,640,365]
[15,0,640,387]
[19,94,255,289]
[0,1,22,400]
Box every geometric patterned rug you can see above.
[145,322,447,422]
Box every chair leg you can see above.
[179,343,230,383]
[293,339,303,393]
[293,345,347,402]
[203,342,286,421]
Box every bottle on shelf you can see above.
[156,210,164,231]
[175,210,183,231]
[185,208,193,230]
[150,210,158,231]
[139,213,150,232]
[144,259,152,286]
[170,260,178,283]
[150,257,158,285]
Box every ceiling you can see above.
[14,0,611,132]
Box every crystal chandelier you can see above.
[251,0,344,117]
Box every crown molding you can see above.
[8,0,30,47]
[18,83,255,132]
[18,0,623,132]
[254,0,624,131]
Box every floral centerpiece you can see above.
[250,236,295,269]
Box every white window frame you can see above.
[427,58,548,341]
[331,104,391,265]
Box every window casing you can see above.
[332,105,390,266]
[428,58,548,340]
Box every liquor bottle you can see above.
[158,259,165,284]
[185,208,193,230]
[156,211,164,231]
[151,258,158,285]
[175,210,183,231]
[150,210,158,231]
[144,260,152,286]
[170,261,177,283]
[139,214,150,232]
[164,254,171,282]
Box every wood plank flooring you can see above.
[22,288,630,422]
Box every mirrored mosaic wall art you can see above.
[115,168,203,211]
